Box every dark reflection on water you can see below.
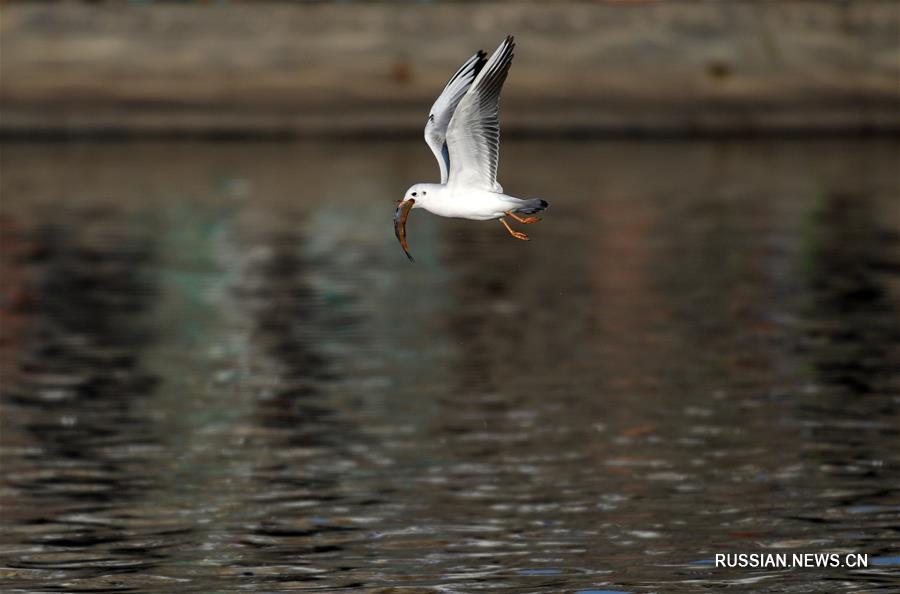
[1,140,898,593]
[788,189,900,592]
[234,229,369,586]
[0,216,181,589]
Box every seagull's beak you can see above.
[393,198,416,262]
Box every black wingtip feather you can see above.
[446,50,489,88]
[474,50,488,76]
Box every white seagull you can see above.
[394,36,548,262]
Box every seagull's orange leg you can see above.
[505,210,542,224]
[500,218,530,241]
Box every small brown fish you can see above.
[393,198,416,262]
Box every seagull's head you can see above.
[400,184,430,205]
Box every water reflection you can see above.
[1,139,898,593]
[0,215,177,588]
[232,228,366,585]
[792,188,900,586]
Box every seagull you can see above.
[394,35,549,262]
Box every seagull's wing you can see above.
[425,50,487,184]
[446,36,515,192]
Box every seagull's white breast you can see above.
[420,186,518,221]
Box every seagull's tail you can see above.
[515,199,549,215]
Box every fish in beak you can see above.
[393,199,416,262]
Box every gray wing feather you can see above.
[425,50,487,184]
[446,36,515,192]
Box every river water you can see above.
[1,139,898,593]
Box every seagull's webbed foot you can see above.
[505,211,542,224]
[500,218,530,241]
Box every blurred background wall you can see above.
[1,0,898,138]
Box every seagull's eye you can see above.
[412,192,417,197]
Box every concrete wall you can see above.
[1,1,897,137]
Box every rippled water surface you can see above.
[1,139,899,593]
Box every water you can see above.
[1,139,898,593]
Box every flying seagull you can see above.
[394,36,548,262]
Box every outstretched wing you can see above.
[445,36,515,192]
[425,50,487,184]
